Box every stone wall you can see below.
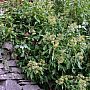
[0,42,41,90]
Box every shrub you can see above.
[0,0,90,90]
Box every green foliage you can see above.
[53,0,90,28]
[0,0,90,90]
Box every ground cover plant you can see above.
[0,0,90,90]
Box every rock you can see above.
[0,85,5,90]
[7,60,17,67]
[23,85,40,90]
[8,73,23,79]
[0,73,23,80]
[18,81,31,85]
[5,80,21,90]
[18,80,32,85]
[10,67,21,73]
[18,80,31,82]
[0,74,8,80]
[2,42,14,53]
[18,80,36,85]
[2,41,14,60]
[0,69,5,75]
[0,63,4,69]
[0,81,5,90]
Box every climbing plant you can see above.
[0,0,90,90]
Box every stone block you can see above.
[18,81,31,85]
[0,69,5,75]
[23,85,40,90]
[0,81,5,90]
[5,80,21,90]
[18,80,31,85]
[10,67,21,74]
[18,80,36,85]
[0,63,4,69]
[9,73,23,80]
[0,85,5,90]
[0,74,9,80]
[2,42,13,52]
[0,73,23,80]
[8,60,17,67]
